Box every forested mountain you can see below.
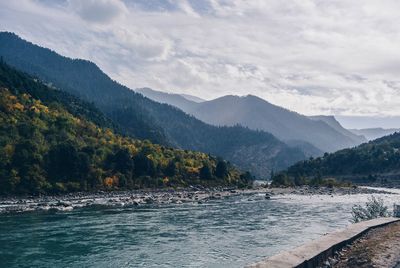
[273,132,400,185]
[0,32,307,177]
[0,61,253,195]
[350,128,400,141]
[138,88,364,153]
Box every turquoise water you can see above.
[1,191,399,267]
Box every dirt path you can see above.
[331,221,400,268]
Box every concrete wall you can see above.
[394,204,400,217]
[247,217,400,268]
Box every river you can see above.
[1,187,399,268]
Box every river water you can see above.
[1,188,399,268]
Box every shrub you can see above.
[351,196,391,223]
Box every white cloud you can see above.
[1,0,400,117]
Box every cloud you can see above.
[1,0,400,118]
[67,0,127,23]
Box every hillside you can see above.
[138,88,364,153]
[0,32,307,177]
[0,61,253,195]
[273,132,400,185]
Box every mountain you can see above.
[137,88,364,153]
[309,115,367,144]
[136,87,198,112]
[186,95,365,153]
[275,132,400,185]
[0,32,307,177]
[180,93,205,103]
[0,61,253,195]
[349,128,400,141]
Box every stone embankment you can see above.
[330,220,400,268]
[247,217,400,268]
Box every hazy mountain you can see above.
[136,87,198,112]
[179,93,205,103]
[185,95,365,153]
[309,115,367,144]
[350,128,400,141]
[135,88,361,153]
[0,32,308,177]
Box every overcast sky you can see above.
[1,0,400,127]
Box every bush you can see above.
[351,196,391,223]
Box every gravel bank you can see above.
[0,186,393,214]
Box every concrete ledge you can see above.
[247,217,400,268]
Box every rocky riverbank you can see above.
[0,185,394,214]
[327,221,400,268]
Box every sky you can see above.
[1,0,400,128]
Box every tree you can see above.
[46,142,80,182]
[164,160,177,177]
[200,164,212,180]
[113,148,134,173]
[215,159,228,179]
[134,152,156,177]
[271,173,293,187]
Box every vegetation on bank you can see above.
[351,196,391,223]
[271,132,400,186]
[0,62,253,195]
[270,173,351,187]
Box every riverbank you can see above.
[0,186,394,214]
[247,217,400,268]
[329,221,400,268]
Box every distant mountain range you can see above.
[349,128,400,141]
[138,88,366,153]
[0,32,310,177]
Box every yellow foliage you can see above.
[7,95,17,101]
[104,176,119,188]
[163,177,169,184]
[30,106,40,114]
[187,167,199,174]
[21,93,30,101]
[13,102,24,111]
[4,144,14,157]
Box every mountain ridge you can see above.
[0,61,253,194]
[138,87,365,153]
[0,31,308,177]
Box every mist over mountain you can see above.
[308,115,366,144]
[136,88,198,113]
[350,128,400,141]
[179,93,205,103]
[138,88,365,153]
[0,32,309,177]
